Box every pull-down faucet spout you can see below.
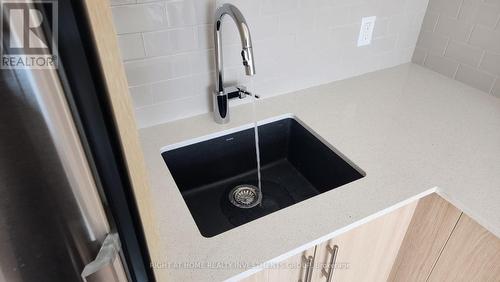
[213,4,256,124]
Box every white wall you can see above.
[110,0,429,128]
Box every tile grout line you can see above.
[442,37,451,57]
[139,32,147,58]
[134,92,211,111]
[116,22,216,36]
[488,77,498,95]
[466,24,475,43]
[422,51,429,65]
[123,47,215,64]
[477,50,486,68]
[455,0,465,19]
[128,71,215,89]
[432,13,440,33]
[452,64,460,79]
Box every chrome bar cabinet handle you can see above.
[322,244,339,282]
[303,246,317,282]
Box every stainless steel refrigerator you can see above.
[0,1,152,281]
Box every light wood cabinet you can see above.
[427,214,500,281]
[239,194,500,282]
[388,194,462,281]
[391,195,500,282]
[241,201,417,282]
[312,200,417,282]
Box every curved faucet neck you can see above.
[214,4,255,94]
[215,4,252,48]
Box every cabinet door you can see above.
[240,247,316,282]
[388,193,462,281]
[427,214,500,282]
[312,200,417,282]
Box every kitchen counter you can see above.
[139,63,500,281]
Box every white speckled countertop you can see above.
[138,63,500,282]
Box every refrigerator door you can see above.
[0,53,128,282]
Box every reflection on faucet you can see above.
[213,3,256,124]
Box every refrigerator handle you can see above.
[81,233,127,282]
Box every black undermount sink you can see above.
[162,117,365,237]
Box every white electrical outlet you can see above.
[357,16,376,47]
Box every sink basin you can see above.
[162,116,365,237]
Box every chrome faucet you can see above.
[213,4,256,124]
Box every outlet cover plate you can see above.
[358,16,376,47]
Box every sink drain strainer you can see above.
[229,184,262,209]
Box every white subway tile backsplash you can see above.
[330,25,359,48]
[124,59,169,86]
[444,40,483,66]
[372,19,389,39]
[387,13,417,35]
[192,72,214,95]
[351,2,378,23]
[474,7,500,28]
[483,0,500,6]
[189,49,215,74]
[428,0,462,18]
[435,16,473,42]
[124,54,191,86]
[135,94,210,127]
[196,25,214,49]
[117,33,146,60]
[169,53,195,77]
[479,52,500,76]
[216,0,262,17]
[111,2,167,34]
[459,0,500,28]
[129,84,153,108]
[298,0,323,9]
[251,16,279,40]
[151,76,195,102]
[397,28,420,48]
[111,0,429,127]
[371,36,397,54]
[424,53,459,77]
[316,5,355,29]
[417,31,449,54]
[278,9,315,34]
[143,27,198,57]
[492,79,500,97]
[110,0,136,6]
[405,0,431,13]
[377,0,407,17]
[193,0,216,24]
[455,64,496,92]
[375,47,415,70]
[295,30,324,54]
[166,0,197,27]
[469,25,500,53]
[412,47,427,64]
[413,0,500,97]
[261,0,298,15]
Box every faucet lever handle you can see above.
[236,86,259,99]
[226,85,260,99]
[236,86,249,98]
